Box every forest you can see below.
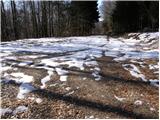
[1,1,159,41]
[0,1,159,119]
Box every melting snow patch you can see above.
[10,72,34,83]
[105,51,121,57]
[41,59,59,67]
[22,55,46,59]
[13,106,28,115]
[149,64,159,70]
[94,67,100,71]
[123,64,147,81]
[60,75,68,81]
[1,66,12,72]
[17,83,36,99]
[41,70,54,89]
[55,68,68,81]
[0,108,12,116]
[85,61,98,67]
[55,68,68,75]
[65,60,84,70]
[92,71,101,81]
[149,79,159,87]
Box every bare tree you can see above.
[11,0,19,39]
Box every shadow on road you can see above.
[1,80,157,119]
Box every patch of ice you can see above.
[0,108,12,116]
[17,83,36,99]
[13,106,28,115]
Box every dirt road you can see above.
[0,33,159,118]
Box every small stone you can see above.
[134,100,142,105]
[150,107,155,111]
[65,87,71,91]
[89,115,94,119]
[36,98,42,103]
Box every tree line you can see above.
[1,1,98,41]
[100,1,159,34]
[1,1,159,41]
